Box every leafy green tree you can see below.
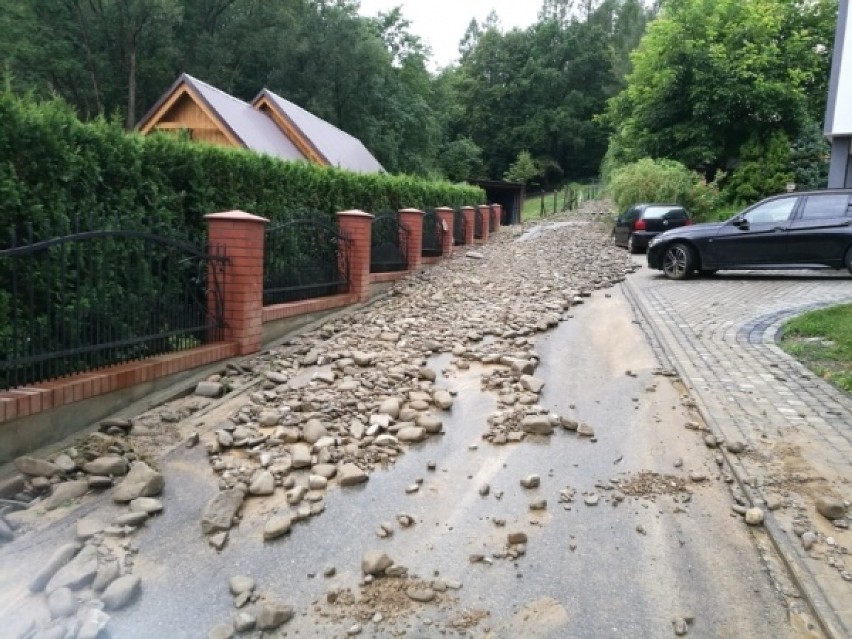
[603,0,836,178]
[440,137,485,182]
[726,132,794,202]
[789,121,829,192]
[504,151,540,184]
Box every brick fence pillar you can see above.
[205,211,268,356]
[494,204,503,227]
[477,205,491,244]
[435,207,455,257]
[398,208,424,271]
[490,205,500,230]
[337,210,374,303]
[461,206,476,246]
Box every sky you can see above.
[357,0,541,70]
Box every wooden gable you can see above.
[253,95,328,166]
[138,84,239,148]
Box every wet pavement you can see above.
[624,261,852,639]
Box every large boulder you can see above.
[201,489,245,534]
[112,462,164,503]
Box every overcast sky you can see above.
[357,0,540,70]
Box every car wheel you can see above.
[627,234,639,254]
[662,242,696,280]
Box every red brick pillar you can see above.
[205,211,268,356]
[337,210,374,303]
[477,205,491,244]
[490,205,500,231]
[435,207,455,257]
[461,206,476,246]
[494,204,503,227]
[398,208,424,271]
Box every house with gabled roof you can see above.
[137,73,384,174]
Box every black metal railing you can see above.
[474,207,484,239]
[264,217,350,305]
[454,208,466,246]
[488,205,498,233]
[370,212,409,273]
[0,222,226,391]
[421,208,445,258]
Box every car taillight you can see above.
[685,219,693,225]
[634,219,646,231]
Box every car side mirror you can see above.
[732,216,748,228]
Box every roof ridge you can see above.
[183,73,251,106]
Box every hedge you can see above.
[0,92,484,246]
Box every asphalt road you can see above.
[0,272,801,638]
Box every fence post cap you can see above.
[205,210,269,224]
[398,208,424,215]
[336,209,375,219]
[460,206,476,211]
[435,206,454,213]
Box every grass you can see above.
[522,191,563,221]
[780,303,852,393]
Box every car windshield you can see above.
[643,206,680,219]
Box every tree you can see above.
[602,0,837,179]
[440,137,485,182]
[504,151,540,184]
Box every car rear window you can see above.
[642,206,683,219]
[800,194,851,219]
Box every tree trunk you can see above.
[126,48,136,130]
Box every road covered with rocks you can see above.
[0,205,812,638]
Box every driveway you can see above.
[624,263,852,638]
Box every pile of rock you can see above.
[208,576,295,638]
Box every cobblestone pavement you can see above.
[624,264,852,639]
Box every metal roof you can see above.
[180,74,306,162]
[254,89,385,174]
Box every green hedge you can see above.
[0,92,484,245]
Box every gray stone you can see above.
[15,456,60,477]
[53,454,77,472]
[397,427,426,443]
[87,475,113,489]
[745,508,764,526]
[264,371,288,384]
[726,440,746,454]
[577,422,595,437]
[338,463,368,487]
[201,489,245,534]
[248,470,275,496]
[418,367,437,382]
[416,414,443,434]
[507,532,527,545]
[129,497,163,515]
[47,587,76,618]
[209,532,228,550]
[92,559,120,592]
[466,251,484,259]
[361,550,393,576]
[519,375,545,393]
[234,611,256,632]
[406,586,435,603]
[258,411,280,427]
[195,381,223,397]
[529,498,547,511]
[76,608,110,639]
[76,519,104,540]
[308,475,328,490]
[312,463,337,479]
[264,515,292,540]
[816,496,847,521]
[114,512,148,527]
[30,543,82,592]
[378,398,401,419]
[42,481,89,511]
[112,462,164,503]
[256,603,294,630]
[83,456,128,476]
[313,371,335,384]
[521,416,553,435]
[432,390,453,410]
[101,575,141,610]
[208,623,234,639]
[520,475,541,489]
[303,419,328,444]
[46,545,98,593]
[291,444,312,469]
[229,575,255,596]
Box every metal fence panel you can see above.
[370,212,408,273]
[421,208,444,257]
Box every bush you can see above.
[725,132,793,203]
[0,91,484,246]
[609,158,722,221]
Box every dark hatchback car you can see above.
[612,203,692,253]
[647,189,852,279]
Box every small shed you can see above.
[137,73,384,174]
[469,180,526,225]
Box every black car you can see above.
[612,203,692,253]
[647,189,852,279]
